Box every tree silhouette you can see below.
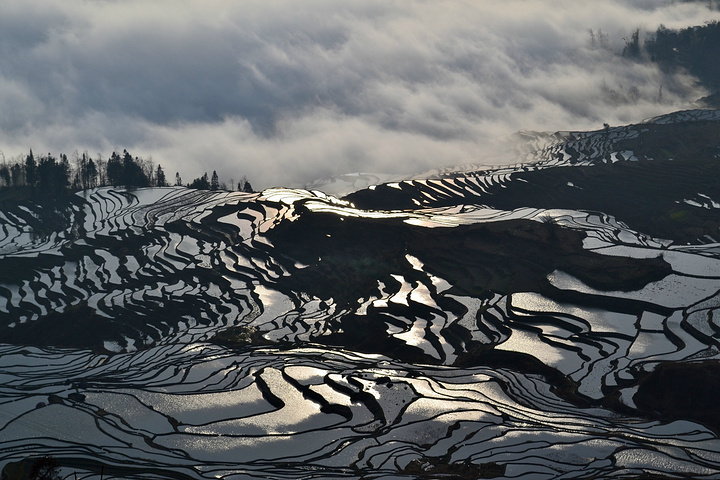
[156,165,166,187]
[0,164,9,187]
[644,21,720,93]
[121,150,148,188]
[76,152,97,190]
[189,172,210,190]
[36,153,70,196]
[96,156,107,186]
[238,175,254,193]
[107,152,122,186]
[0,147,255,196]
[10,163,23,187]
[622,28,641,58]
[105,151,149,189]
[25,150,37,189]
[87,157,98,188]
[28,456,61,480]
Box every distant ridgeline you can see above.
[0,148,253,196]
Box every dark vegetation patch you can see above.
[211,325,276,348]
[633,360,720,435]
[644,20,720,94]
[344,182,423,211]
[401,458,505,479]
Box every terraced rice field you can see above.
[2,109,720,479]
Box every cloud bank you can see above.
[0,0,717,188]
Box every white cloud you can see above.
[0,0,716,188]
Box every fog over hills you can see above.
[0,0,719,188]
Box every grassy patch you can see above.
[669,209,690,222]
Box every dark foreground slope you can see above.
[1,109,720,480]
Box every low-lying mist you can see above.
[0,0,716,188]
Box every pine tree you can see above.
[623,28,641,58]
[238,175,254,192]
[0,164,10,187]
[25,150,36,189]
[156,165,166,187]
[10,163,23,187]
[189,172,210,190]
[79,152,87,190]
[87,158,97,188]
[211,170,219,191]
[107,152,123,186]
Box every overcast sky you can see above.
[0,1,717,189]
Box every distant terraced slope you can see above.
[2,109,720,480]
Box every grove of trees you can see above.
[586,20,720,108]
[0,149,254,196]
[643,20,720,93]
